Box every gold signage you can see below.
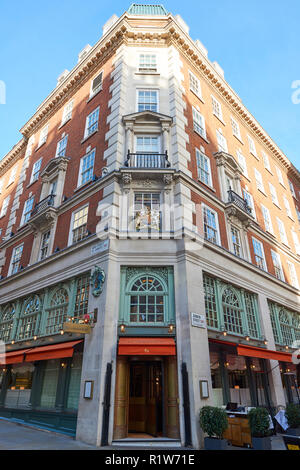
[63,322,92,334]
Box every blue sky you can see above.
[0,0,299,168]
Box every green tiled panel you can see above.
[128,4,168,16]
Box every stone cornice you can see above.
[0,139,26,175]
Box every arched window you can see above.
[0,304,16,342]
[222,288,243,334]
[128,275,166,323]
[279,309,294,346]
[46,287,69,335]
[292,314,300,343]
[17,295,41,340]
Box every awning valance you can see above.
[0,349,32,365]
[118,337,176,356]
[237,345,293,363]
[25,340,83,362]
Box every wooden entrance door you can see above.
[128,362,163,436]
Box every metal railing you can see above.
[31,194,55,217]
[227,189,252,215]
[125,151,170,169]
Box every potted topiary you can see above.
[199,406,228,450]
[248,407,272,450]
[285,403,300,436]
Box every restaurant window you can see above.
[128,275,165,324]
[5,363,35,409]
[226,355,252,407]
[17,295,41,341]
[0,304,16,343]
[268,302,300,348]
[40,359,60,409]
[66,352,83,410]
[203,275,261,339]
[210,351,223,407]
[45,287,69,335]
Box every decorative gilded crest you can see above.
[90,266,106,297]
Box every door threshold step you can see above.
[112,438,182,447]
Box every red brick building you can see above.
[0,4,298,448]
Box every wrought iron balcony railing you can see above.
[125,151,170,169]
[227,189,252,215]
[31,194,55,218]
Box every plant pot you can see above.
[251,436,272,450]
[286,428,300,436]
[204,437,228,450]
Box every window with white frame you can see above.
[40,230,51,260]
[287,261,299,289]
[252,237,267,270]
[30,158,42,184]
[10,244,23,275]
[243,189,256,219]
[136,136,160,154]
[139,53,157,72]
[137,89,158,112]
[134,193,161,232]
[61,100,74,125]
[196,149,212,186]
[283,196,292,218]
[38,125,49,147]
[78,149,95,186]
[288,180,296,198]
[216,129,228,153]
[261,204,273,234]
[211,96,223,121]
[71,206,88,244]
[56,135,68,157]
[277,217,289,245]
[203,205,220,245]
[262,151,271,172]
[0,179,3,194]
[21,196,34,225]
[231,117,241,140]
[90,72,103,97]
[230,226,242,257]
[237,150,248,178]
[192,107,206,139]
[254,168,265,193]
[271,250,285,281]
[276,167,285,186]
[0,196,10,218]
[7,166,17,187]
[189,71,202,99]
[84,107,99,138]
[247,135,257,157]
[269,182,279,206]
[291,230,300,255]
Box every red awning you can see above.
[25,340,83,362]
[237,344,293,363]
[0,349,32,365]
[118,337,176,356]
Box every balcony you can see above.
[225,189,253,225]
[125,151,170,169]
[29,194,57,230]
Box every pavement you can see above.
[0,418,288,450]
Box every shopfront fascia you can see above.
[0,340,83,435]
